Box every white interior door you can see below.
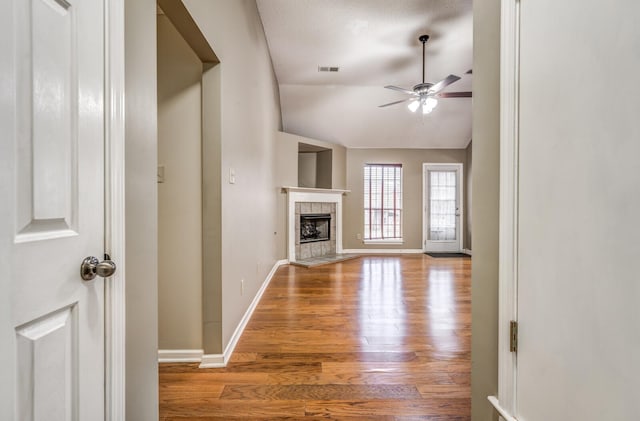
[423,164,462,253]
[512,0,640,419]
[1,0,109,419]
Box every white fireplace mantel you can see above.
[281,186,350,195]
[283,187,349,262]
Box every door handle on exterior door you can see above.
[80,255,117,281]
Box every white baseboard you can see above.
[199,353,225,368]
[199,259,289,368]
[158,349,203,363]
[342,248,423,254]
[463,248,473,256]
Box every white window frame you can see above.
[363,163,403,244]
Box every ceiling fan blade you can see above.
[428,74,461,94]
[384,85,419,96]
[438,91,472,98]
[378,98,413,108]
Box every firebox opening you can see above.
[300,214,331,243]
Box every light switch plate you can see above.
[157,165,165,183]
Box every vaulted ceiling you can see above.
[256,0,473,149]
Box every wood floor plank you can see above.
[159,255,471,419]
[266,371,458,386]
[417,384,471,399]
[164,416,394,421]
[304,398,471,417]
[161,381,225,397]
[228,352,257,362]
[159,372,270,384]
[321,361,471,375]
[219,384,422,400]
[256,351,418,363]
[160,399,306,418]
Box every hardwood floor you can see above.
[160,254,471,420]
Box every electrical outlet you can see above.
[356,233,362,240]
[240,279,244,295]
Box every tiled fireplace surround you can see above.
[285,188,345,262]
[295,202,336,259]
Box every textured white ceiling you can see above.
[256,0,473,149]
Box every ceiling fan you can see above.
[379,34,472,114]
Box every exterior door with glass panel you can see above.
[423,164,462,252]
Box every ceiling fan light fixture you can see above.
[422,97,438,114]
[379,34,470,110]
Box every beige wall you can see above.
[343,148,467,250]
[183,0,283,351]
[157,15,203,350]
[125,0,158,418]
[277,131,347,190]
[297,150,333,189]
[201,64,223,353]
[298,153,317,188]
[316,150,333,189]
[471,0,500,419]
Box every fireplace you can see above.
[284,187,346,262]
[294,202,337,259]
[300,214,331,243]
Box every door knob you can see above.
[81,255,117,281]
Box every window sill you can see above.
[363,239,404,245]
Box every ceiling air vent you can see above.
[318,66,340,72]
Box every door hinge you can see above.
[509,320,518,353]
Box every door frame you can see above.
[489,0,520,419]
[422,163,464,253]
[104,0,126,418]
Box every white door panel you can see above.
[514,0,640,419]
[2,0,107,419]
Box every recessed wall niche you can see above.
[298,142,332,189]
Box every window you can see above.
[364,164,402,241]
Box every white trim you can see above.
[199,259,289,368]
[287,191,344,262]
[363,239,404,245]
[281,186,350,194]
[104,0,125,419]
[158,349,204,363]
[462,248,473,256]
[342,249,423,254]
[488,396,519,421]
[200,354,225,368]
[422,163,464,253]
[495,0,521,417]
